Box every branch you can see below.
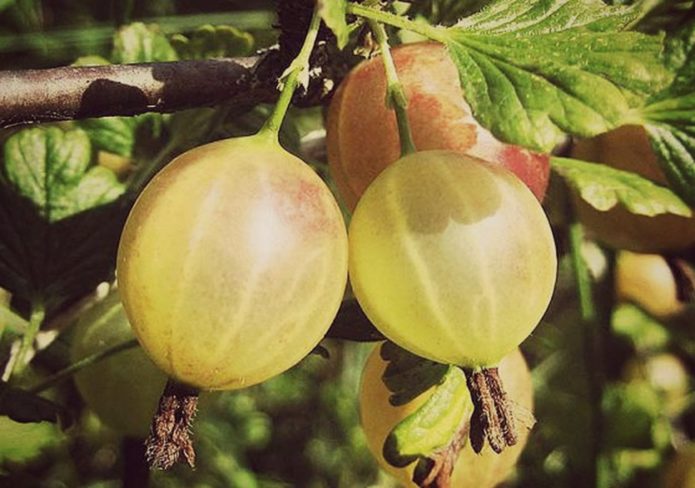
[0,56,276,128]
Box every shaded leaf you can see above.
[552,156,691,217]
[325,299,384,342]
[0,382,71,426]
[380,341,449,406]
[0,126,128,312]
[640,20,695,205]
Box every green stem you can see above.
[11,302,45,377]
[259,4,322,139]
[28,338,139,394]
[369,20,417,156]
[569,223,596,322]
[347,3,448,42]
[568,221,603,488]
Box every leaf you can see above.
[380,343,472,468]
[112,23,178,64]
[0,306,28,335]
[602,382,662,449]
[443,0,671,152]
[552,156,692,217]
[380,341,449,406]
[640,20,695,205]
[3,127,125,222]
[318,0,350,49]
[0,127,128,311]
[170,25,254,60]
[0,382,71,426]
[0,416,64,463]
[611,303,670,352]
[79,117,137,158]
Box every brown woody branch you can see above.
[0,56,277,129]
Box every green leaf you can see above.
[603,382,662,449]
[443,0,671,151]
[0,127,128,311]
[0,416,64,463]
[318,0,350,49]
[640,21,695,205]
[79,117,137,158]
[3,127,125,222]
[381,343,472,468]
[112,22,178,64]
[170,25,254,60]
[552,156,692,217]
[0,305,28,335]
[380,341,449,406]
[611,303,670,352]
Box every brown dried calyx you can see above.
[145,380,199,470]
[413,420,470,488]
[466,367,518,454]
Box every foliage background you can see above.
[0,1,694,487]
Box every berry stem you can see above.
[368,19,417,156]
[145,379,200,470]
[347,3,448,43]
[259,2,322,140]
[28,338,139,394]
[9,301,45,378]
[568,220,604,488]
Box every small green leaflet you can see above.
[170,25,255,60]
[442,0,671,152]
[552,156,691,217]
[3,127,125,223]
[641,20,695,206]
[379,343,472,469]
[112,23,178,64]
[318,0,350,49]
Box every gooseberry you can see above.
[326,41,550,210]
[348,150,557,369]
[117,135,348,390]
[359,344,533,487]
[71,290,167,437]
[572,125,695,253]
